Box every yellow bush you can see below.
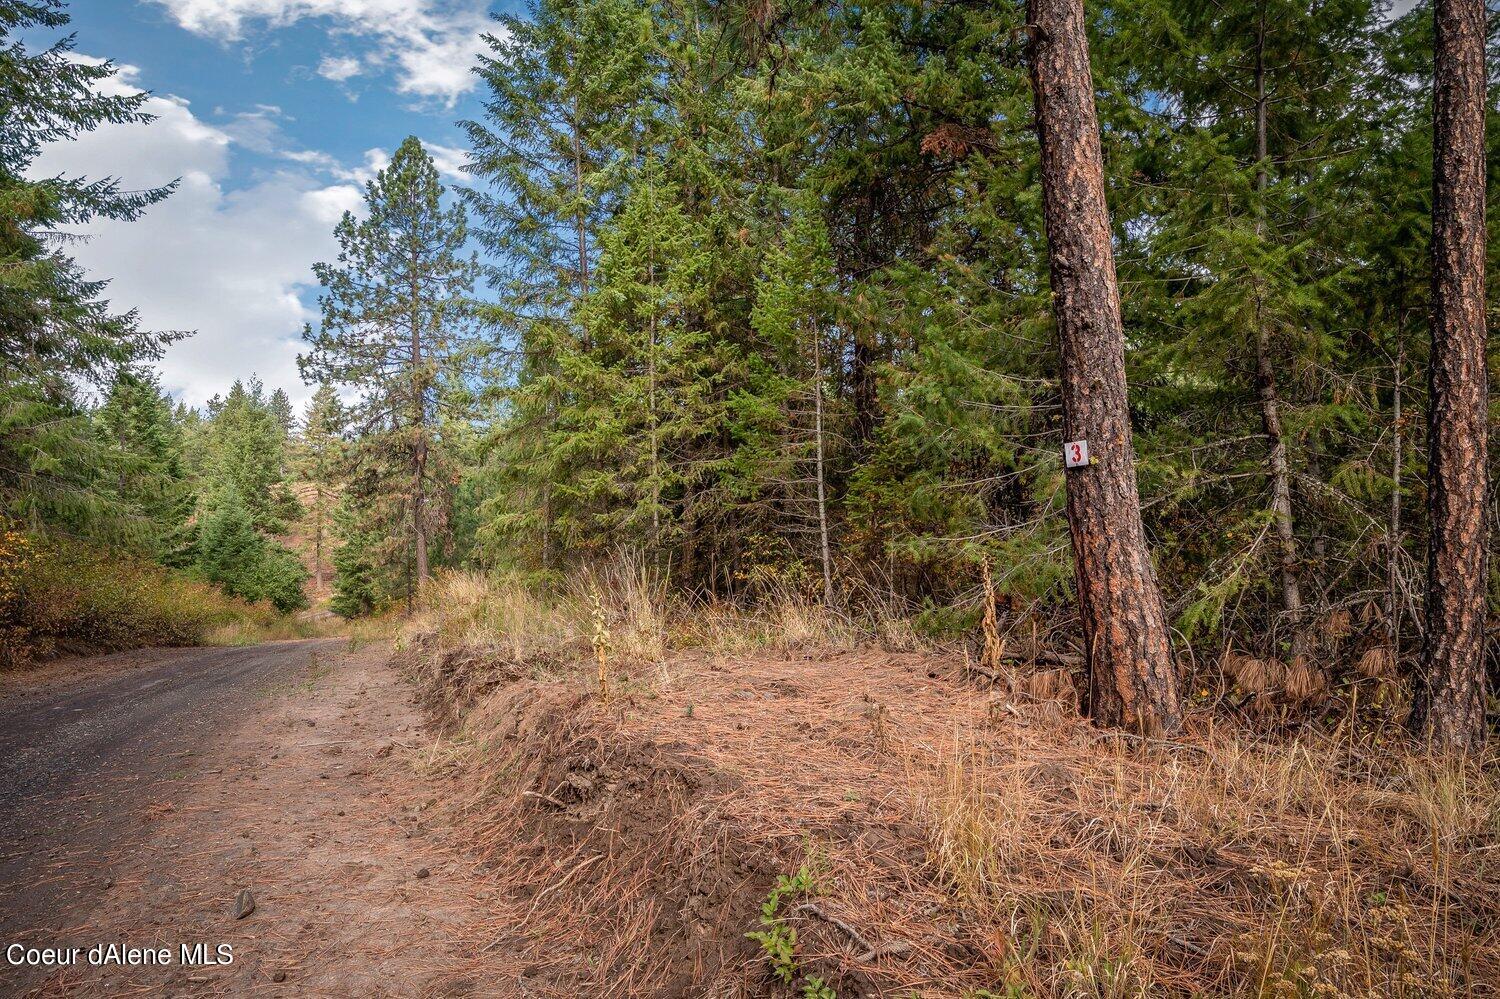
[0,533,280,668]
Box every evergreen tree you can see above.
[268,388,296,438]
[201,378,301,533]
[0,0,181,534]
[1028,0,1181,734]
[297,384,346,591]
[301,136,482,595]
[194,487,309,613]
[94,368,193,561]
[1413,0,1489,750]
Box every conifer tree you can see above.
[297,384,346,591]
[1413,0,1488,750]
[1028,0,1181,735]
[301,136,482,591]
[94,368,193,561]
[202,378,301,533]
[0,0,181,534]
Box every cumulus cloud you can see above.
[147,0,496,104]
[31,59,363,409]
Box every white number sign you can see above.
[1063,439,1090,468]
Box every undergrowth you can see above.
[0,530,316,667]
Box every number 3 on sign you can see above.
[1063,439,1090,468]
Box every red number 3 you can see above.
[1071,443,1082,464]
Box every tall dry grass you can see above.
[0,531,301,668]
[403,549,919,675]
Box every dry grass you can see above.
[395,564,1499,998]
[401,551,922,684]
[906,721,1499,998]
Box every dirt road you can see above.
[0,641,528,998]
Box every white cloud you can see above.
[147,0,496,104]
[424,141,470,184]
[316,54,363,82]
[31,58,363,410]
[322,143,467,186]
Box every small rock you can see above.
[272,970,287,983]
[232,888,255,919]
[414,867,430,880]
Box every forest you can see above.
[4,0,1500,994]
[6,0,1495,744]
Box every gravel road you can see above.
[0,640,340,989]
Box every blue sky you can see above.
[33,0,513,410]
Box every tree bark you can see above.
[1413,0,1489,751]
[1027,0,1182,735]
[411,239,430,587]
[1251,17,1308,658]
[813,317,835,607]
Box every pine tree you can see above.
[297,384,346,592]
[268,388,296,438]
[1028,0,1182,735]
[192,486,307,613]
[1412,0,1488,751]
[301,136,482,593]
[751,197,840,606]
[463,0,655,571]
[201,378,301,533]
[94,368,193,561]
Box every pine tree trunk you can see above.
[1413,0,1489,751]
[1027,0,1182,735]
[813,318,834,608]
[1252,19,1307,658]
[411,259,430,586]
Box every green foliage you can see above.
[453,0,1500,686]
[747,865,821,989]
[329,501,382,618]
[302,135,483,602]
[194,489,309,614]
[0,0,181,535]
[200,378,302,533]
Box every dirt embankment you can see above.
[402,633,1500,999]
